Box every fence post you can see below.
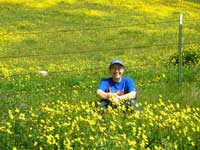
[178,13,183,85]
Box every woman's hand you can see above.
[109,93,120,105]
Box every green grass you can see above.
[0,0,200,149]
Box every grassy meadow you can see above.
[0,0,200,149]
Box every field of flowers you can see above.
[0,0,200,149]
[0,98,200,149]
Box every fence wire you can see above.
[0,19,180,36]
[1,42,200,59]
[1,18,199,36]
[0,17,200,98]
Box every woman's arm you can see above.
[97,90,136,103]
[117,91,136,101]
[96,89,113,100]
[97,89,121,105]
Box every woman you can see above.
[97,59,138,109]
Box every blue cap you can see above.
[109,59,124,69]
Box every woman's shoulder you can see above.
[101,77,112,82]
[122,77,134,82]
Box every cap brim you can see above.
[109,63,124,69]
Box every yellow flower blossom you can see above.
[18,113,26,120]
[89,136,95,141]
[128,139,136,147]
[13,147,17,150]
[8,110,14,120]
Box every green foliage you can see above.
[169,45,200,65]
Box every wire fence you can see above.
[0,16,200,98]
[0,19,180,36]
[0,18,199,61]
[0,41,199,59]
[0,42,180,59]
[1,18,200,36]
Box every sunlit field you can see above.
[0,0,200,149]
[1,98,200,149]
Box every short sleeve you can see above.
[97,79,108,91]
[127,78,136,92]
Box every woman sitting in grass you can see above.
[97,59,140,110]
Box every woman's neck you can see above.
[112,77,121,83]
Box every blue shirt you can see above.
[97,77,136,96]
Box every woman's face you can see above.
[110,64,124,82]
